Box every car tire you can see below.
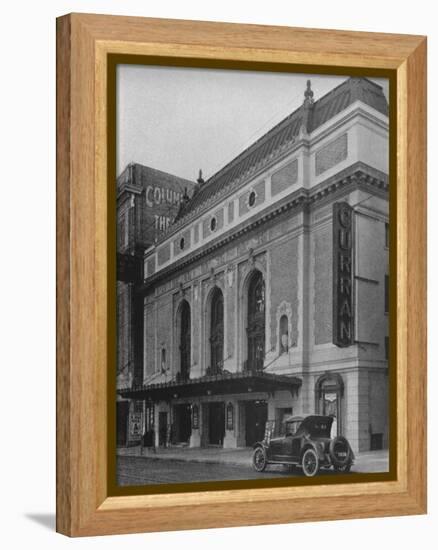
[329,436,351,468]
[301,448,320,477]
[253,446,267,472]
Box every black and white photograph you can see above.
[115,65,390,486]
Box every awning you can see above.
[118,371,302,402]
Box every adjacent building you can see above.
[116,163,195,446]
[119,77,390,453]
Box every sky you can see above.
[117,65,389,181]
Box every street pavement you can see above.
[117,455,291,485]
[116,447,389,486]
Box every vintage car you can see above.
[252,414,354,477]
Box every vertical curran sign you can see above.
[333,202,354,347]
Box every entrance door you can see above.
[158,412,168,447]
[245,400,268,446]
[316,374,344,437]
[179,300,191,381]
[174,404,192,444]
[208,402,225,445]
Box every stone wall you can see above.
[269,237,299,351]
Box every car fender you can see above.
[253,441,271,459]
[301,441,325,461]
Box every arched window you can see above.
[247,271,265,372]
[279,314,289,354]
[179,300,191,380]
[210,288,224,374]
[315,373,344,437]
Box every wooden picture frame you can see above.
[56,13,427,536]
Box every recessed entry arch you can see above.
[240,268,266,372]
[204,285,225,375]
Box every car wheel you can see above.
[301,448,320,477]
[334,462,352,473]
[329,436,352,468]
[253,447,267,472]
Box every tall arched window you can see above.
[247,271,265,372]
[179,300,191,380]
[210,288,224,374]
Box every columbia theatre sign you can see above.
[333,202,354,347]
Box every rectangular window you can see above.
[385,274,389,313]
[385,222,389,248]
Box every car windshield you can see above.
[285,421,301,436]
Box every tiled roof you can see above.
[174,77,388,222]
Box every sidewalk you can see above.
[117,445,389,473]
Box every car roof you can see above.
[283,414,332,423]
[283,415,304,422]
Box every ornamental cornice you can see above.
[141,163,388,293]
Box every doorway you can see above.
[158,412,168,447]
[208,402,225,445]
[245,400,268,446]
[173,403,192,444]
[316,373,344,437]
[179,300,191,381]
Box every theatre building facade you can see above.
[119,77,390,453]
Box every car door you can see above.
[278,433,295,462]
[268,436,286,460]
[290,434,303,461]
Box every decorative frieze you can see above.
[238,180,265,216]
[202,208,224,239]
[146,256,156,277]
[157,243,171,265]
[173,228,191,256]
[271,159,298,196]
[315,133,348,176]
[228,201,235,223]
